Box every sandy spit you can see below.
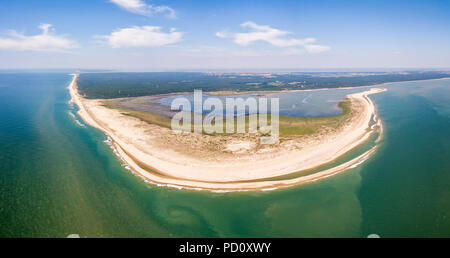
[69,74,386,191]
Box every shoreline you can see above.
[204,75,449,97]
[69,74,386,191]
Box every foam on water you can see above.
[68,111,86,127]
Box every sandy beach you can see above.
[69,74,386,191]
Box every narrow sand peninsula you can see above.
[69,74,386,191]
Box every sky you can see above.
[0,0,449,70]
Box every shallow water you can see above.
[158,87,367,117]
[0,74,448,237]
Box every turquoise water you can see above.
[0,73,448,237]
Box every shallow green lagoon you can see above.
[0,73,448,237]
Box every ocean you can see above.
[0,73,448,237]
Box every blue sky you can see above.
[0,0,449,70]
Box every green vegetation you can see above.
[278,101,351,136]
[102,103,173,129]
[102,100,352,137]
[77,71,450,99]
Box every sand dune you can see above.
[69,74,386,191]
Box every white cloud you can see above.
[215,31,228,39]
[110,0,176,18]
[101,26,183,48]
[304,44,331,53]
[0,24,78,51]
[216,21,330,54]
[234,22,315,47]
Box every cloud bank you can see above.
[0,24,78,51]
[110,0,176,18]
[217,22,330,53]
[101,26,183,48]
